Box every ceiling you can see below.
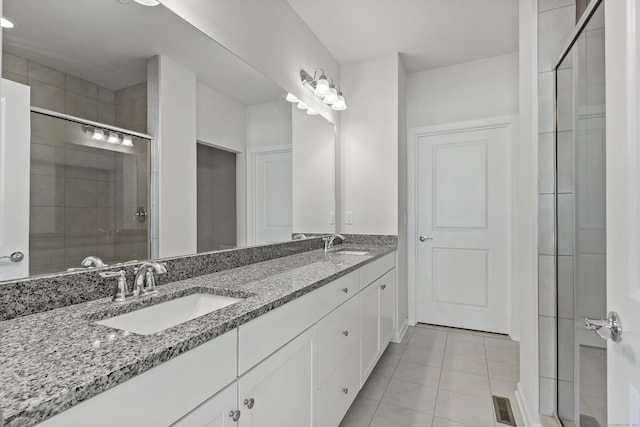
[2,0,283,105]
[286,0,519,72]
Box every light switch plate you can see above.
[345,211,353,225]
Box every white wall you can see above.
[196,81,246,153]
[154,56,198,258]
[159,0,339,123]
[516,0,540,424]
[246,100,292,149]
[397,55,409,335]
[339,54,399,235]
[407,52,519,128]
[292,108,335,233]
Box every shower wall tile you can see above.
[32,113,66,147]
[539,255,556,317]
[27,61,65,88]
[97,181,116,208]
[31,143,65,177]
[538,5,576,72]
[538,194,555,255]
[557,193,574,256]
[31,175,65,207]
[30,80,66,112]
[557,380,575,419]
[98,101,116,125]
[116,82,147,104]
[3,72,28,85]
[3,52,28,76]
[557,131,574,193]
[557,318,574,382]
[98,86,116,104]
[539,315,557,378]
[64,178,98,208]
[557,68,574,132]
[539,0,575,12]
[65,148,98,180]
[66,75,98,99]
[64,207,98,236]
[557,255,574,319]
[30,206,65,235]
[538,72,555,133]
[538,132,555,194]
[66,92,98,121]
[539,377,557,415]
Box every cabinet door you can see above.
[171,382,238,427]
[360,282,380,385]
[238,327,316,427]
[379,269,396,348]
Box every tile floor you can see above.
[340,323,523,427]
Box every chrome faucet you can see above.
[81,256,107,268]
[99,270,129,302]
[133,262,167,296]
[323,234,346,252]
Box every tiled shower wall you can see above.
[537,0,577,416]
[1,53,149,275]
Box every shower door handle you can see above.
[585,311,623,342]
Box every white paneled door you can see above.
[416,125,510,333]
[0,79,30,281]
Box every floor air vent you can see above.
[492,395,516,426]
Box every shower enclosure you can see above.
[29,111,150,275]
[555,1,606,425]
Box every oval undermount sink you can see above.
[95,293,242,335]
[334,250,370,256]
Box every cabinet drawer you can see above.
[318,270,359,318]
[317,294,360,386]
[317,344,360,427]
[40,330,237,427]
[239,290,318,374]
[359,252,396,290]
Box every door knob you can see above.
[419,236,433,242]
[0,252,24,263]
[585,311,623,342]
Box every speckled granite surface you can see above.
[0,237,328,321]
[0,244,395,426]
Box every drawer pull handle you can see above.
[342,387,349,394]
[244,398,255,409]
[341,287,349,293]
[380,284,387,290]
[229,410,241,421]
[342,330,349,336]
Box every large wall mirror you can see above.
[1,0,336,281]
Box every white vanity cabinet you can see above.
[359,257,396,385]
[171,382,238,427]
[238,327,316,427]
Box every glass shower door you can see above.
[29,111,150,275]
[555,2,606,426]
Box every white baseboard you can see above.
[516,383,543,427]
[391,318,409,343]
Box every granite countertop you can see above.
[0,244,395,426]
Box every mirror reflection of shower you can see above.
[29,111,150,275]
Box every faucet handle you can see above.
[100,270,129,302]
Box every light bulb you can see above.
[1,17,15,28]
[108,132,119,144]
[314,77,330,97]
[307,108,319,115]
[323,87,338,105]
[297,101,308,110]
[92,128,105,140]
[122,135,134,147]
[286,93,299,103]
[331,95,347,111]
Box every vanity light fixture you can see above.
[298,69,347,111]
[306,108,319,116]
[1,17,15,28]
[285,93,299,103]
[82,125,135,147]
[297,101,308,110]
